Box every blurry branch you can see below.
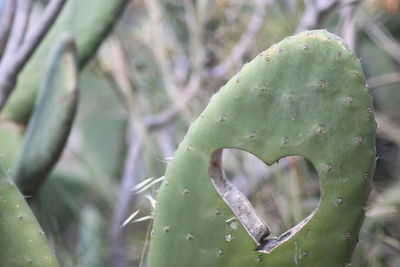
[144,0,183,101]
[364,21,400,65]
[4,0,33,54]
[375,112,400,145]
[210,0,267,78]
[98,37,151,147]
[143,75,200,130]
[368,72,400,88]
[155,127,175,158]
[336,0,359,49]
[296,0,339,33]
[109,121,143,267]
[0,0,67,110]
[0,0,16,58]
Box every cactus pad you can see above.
[0,168,59,267]
[14,34,78,195]
[148,30,376,267]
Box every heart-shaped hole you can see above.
[209,149,320,253]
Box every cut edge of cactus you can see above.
[209,149,318,254]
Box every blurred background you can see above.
[1,0,400,266]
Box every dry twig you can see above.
[0,0,16,58]
[3,0,34,55]
[296,0,339,33]
[210,0,267,78]
[0,0,66,110]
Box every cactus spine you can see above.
[148,30,376,267]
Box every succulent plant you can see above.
[2,0,129,123]
[13,33,78,196]
[148,30,376,267]
[0,168,59,267]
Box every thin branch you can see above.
[336,0,358,49]
[210,0,267,78]
[367,72,400,89]
[3,0,33,54]
[364,21,400,65]
[0,0,16,58]
[375,111,400,145]
[296,0,339,33]
[108,120,143,267]
[0,0,67,111]
[143,75,200,130]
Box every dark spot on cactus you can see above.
[301,250,309,257]
[325,164,332,171]
[336,51,342,57]
[164,181,169,187]
[345,96,353,103]
[182,188,190,195]
[28,260,33,264]
[151,230,155,236]
[19,215,23,220]
[282,137,289,144]
[356,136,364,143]
[250,131,256,138]
[219,115,227,121]
[352,69,360,75]
[363,173,368,179]
[317,125,325,133]
[186,233,194,240]
[257,85,266,92]
[257,253,264,262]
[319,80,326,88]
[217,249,224,256]
[303,44,309,50]
[265,54,272,62]
[336,198,343,205]
[215,209,220,215]
[163,225,171,232]
[236,77,240,83]
[345,232,351,238]
[226,217,238,230]
[288,92,295,99]
[225,233,233,242]
[186,145,194,151]
[367,107,372,113]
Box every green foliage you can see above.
[149,30,376,267]
[13,34,78,196]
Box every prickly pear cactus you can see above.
[14,34,78,196]
[0,167,60,267]
[3,0,129,123]
[148,30,376,267]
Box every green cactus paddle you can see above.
[13,34,78,196]
[149,30,376,267]
[2,0,129,123]
[0,167,60,267]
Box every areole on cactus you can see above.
[148,30,376,267]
